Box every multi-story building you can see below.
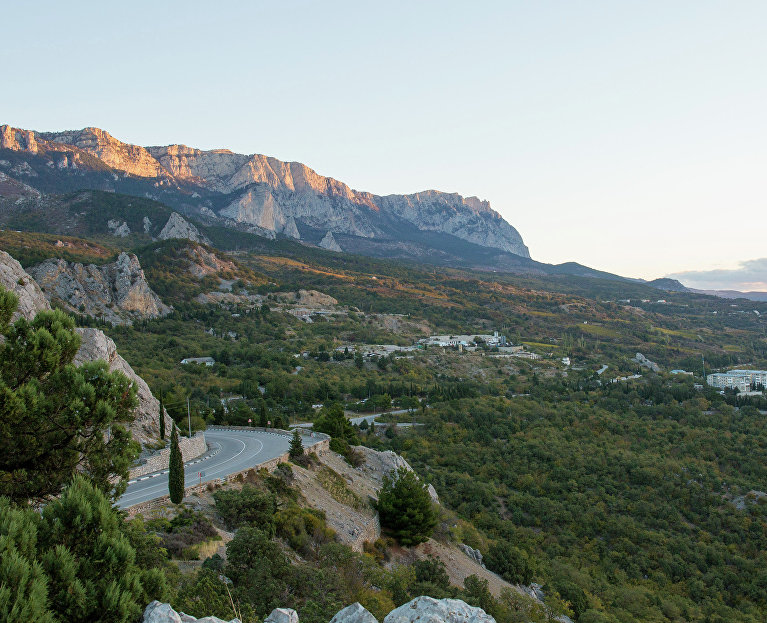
[707,370,767,392]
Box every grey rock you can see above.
[28,252,170,326]
[143,216,152,233]
[108,218,131,237]
[330,603,379,623]
[384,597,495,623]
[159,212,209,244]
[319,231,343,252]
[264,608,299,623]
[459,543,484,567]
[282,216,301,239]
[74,328,172,445]
[142,601,239,623]
[633,352,660,373]
[0,249,51,321]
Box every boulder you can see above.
[356,447,439,504]
[142,601,240,623]
[264,608,299,623]
[329,603,379,623]
[459,543,484,567]
[383,597,495,623]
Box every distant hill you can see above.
[690,288,767,302]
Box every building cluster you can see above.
[418,332,508,348]
[707,369,767,393]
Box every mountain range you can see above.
[0,124,531,259]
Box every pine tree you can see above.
[159,398,166,441]
[168,424,184,504]
[289,429,303,459]
[0,286,138,503]
[259,402,268,427]
[376,466,437,546]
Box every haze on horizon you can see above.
[3,1,766,290]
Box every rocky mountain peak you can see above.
[1,123,531,260]
[158,212,209,244]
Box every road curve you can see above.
[117,428,320,509]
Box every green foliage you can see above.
[0,287,138,503]
[225,526,292,618]
[275,505,335,554]
[0,476,168,623]
[314,403,358,443]
[168,424,184,504]
[289,429,304,459]
[214,485,277,534]
[485,541,533,585]
[376,466,437,546]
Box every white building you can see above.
[181,356,216,366]
[707,370,767,392]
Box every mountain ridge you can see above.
[1,124,530,259]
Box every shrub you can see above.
[214,485,277,534]
[485,541,534,585]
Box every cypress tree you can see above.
[168,424,184,504]
[289,429,304,459]
[259,402,268,427]
[159,398,166,441]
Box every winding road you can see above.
[117,428,321,509]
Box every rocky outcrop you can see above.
[633,352,660,373]
[108,218,131,237]
[2,124,530,259]
[142,601,239,623]
[28,252,170,326]
[0,250,171,446]
[0,249,51,320]
[183,244,238,279]
[330,603,379,623]
[319,231,343,252]
[459,544,485,568]
[159,212,209,244]
[74,328,172,445]
[355,447,439,504]
[384,597,495,623]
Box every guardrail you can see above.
[206,424,330,443]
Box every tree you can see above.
[376,466,437,546]
[314,403,357,443]
[168,424,184,504]
[0,476,168,623]
[355,352,364,369]
[213,485,277,534]
[485,541,533,585]
[259,401,268,427]
[0,287,138,503]
[159,398,166,441]
[289,429,304,459]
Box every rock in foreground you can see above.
[384,597,496,623]
[142,601,240,623]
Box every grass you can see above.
[315,466,368,511]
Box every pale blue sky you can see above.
[3,1,766,286]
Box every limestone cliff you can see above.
[158,212,210,244]
[28,252,171,325]
[1,124,530,258]
[0,250,170,445]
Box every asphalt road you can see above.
[117,428,320,509]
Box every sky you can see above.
[2,1,766,289]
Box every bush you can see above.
[485,541,534,585]
[275,505,335,555]
[214,485,277,534]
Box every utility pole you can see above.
[187,396,192,438]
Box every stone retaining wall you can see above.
[129,432,207,479]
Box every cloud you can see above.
[667,258,767,292]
